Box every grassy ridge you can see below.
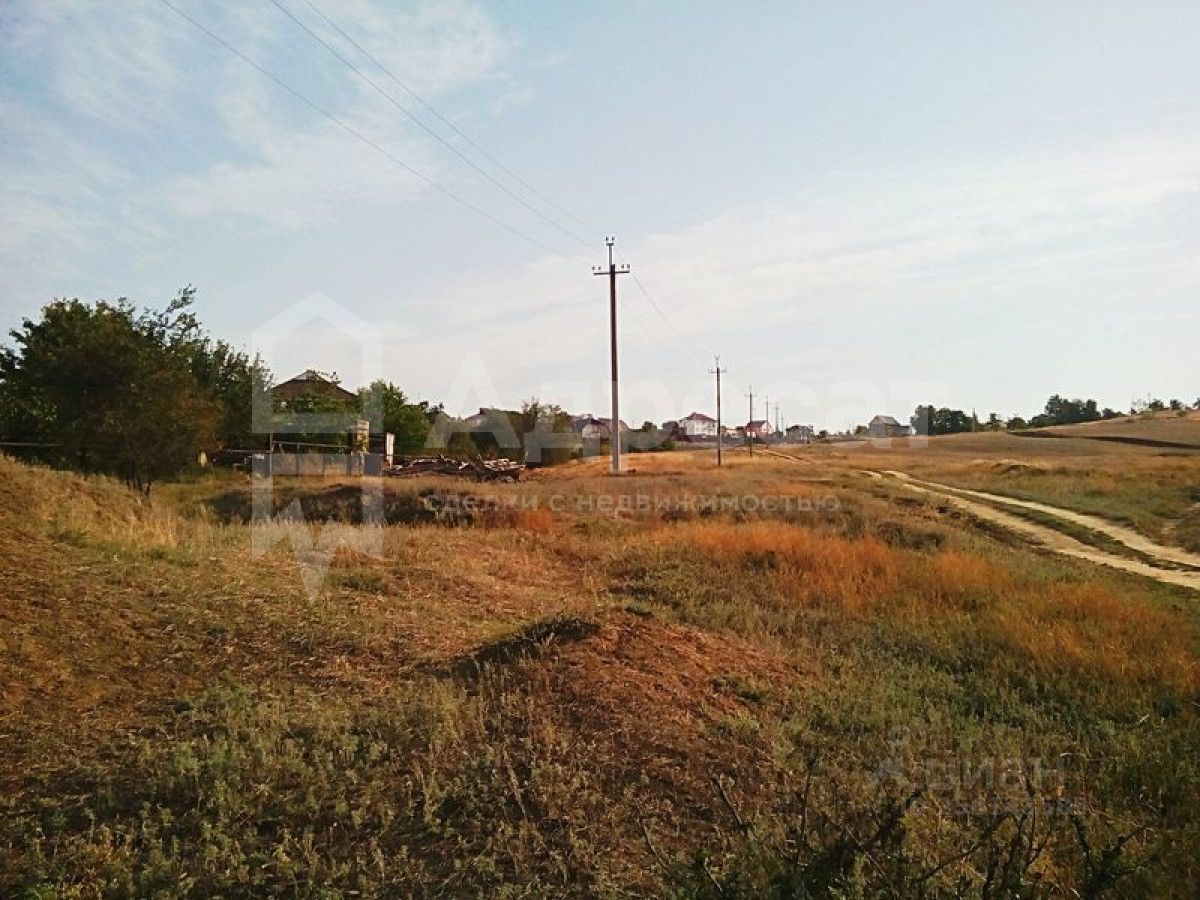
[2,452,1198,896]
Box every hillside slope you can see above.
[1017,410,1200,448]
[2,452,1199,896]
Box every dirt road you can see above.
[745,446,1199,590]
[874,471,1200,593]
[881,471,1200,570]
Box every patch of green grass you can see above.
[1,680,615,897]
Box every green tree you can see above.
[270,392,354,450]
[359,381,433,455]
[1029,394,1102,427]
[911,405,973,436]
[517,398,579,466]
[0,295,220,492]
[187,337,271,450]
[132,286,273,450]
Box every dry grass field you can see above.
[799,414,1200,554]
[2,444,1198,897]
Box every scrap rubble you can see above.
[383,455,525,482]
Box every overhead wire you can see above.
[158,0,556,252]
[298,0,602,245]
[163,0,712,384]
[281,0,709,370]
[267,0,591,252]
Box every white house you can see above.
[572,415,629,440]
[679,411,718,439]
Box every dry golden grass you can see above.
[768,429,1200,551]
[654,519,899,614]
[4,449,1200,896]
[982,579,1198,692]
[639,510,1198,697]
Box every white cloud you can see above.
[623,137,1200,336]
[538,50,570,69]
[0,0,518,255]
[2,0,189,130]
[164,0,515,225]
[371,136,1200,425]
[166,84,440,226]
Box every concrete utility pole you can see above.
[593,237,630,475]
[710,355,725,466]
[747,385,754,457]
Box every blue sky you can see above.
[2,0,1197,430]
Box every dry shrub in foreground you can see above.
[981,580,1199,695]
[648,518,1199,699]
[655,520,900,614]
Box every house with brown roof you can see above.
[271,369,356,407]
[679,411,718,439]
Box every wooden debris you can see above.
[383,455,524,482]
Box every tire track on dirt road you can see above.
[880,471,1200,571]
[746,447,1200,590]
[872,471,1200,593]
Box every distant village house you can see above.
[866,415,913,438]
[679,411,718,439]
[786,424,814,443]
[271,369,356,407]
[572,415,630,441]
[746,419,773,440]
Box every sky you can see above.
[1,0,1198,431]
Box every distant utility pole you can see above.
[710,355,725,467]
[593,237,630,475]
[746,385,754,457]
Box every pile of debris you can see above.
[383,455,525,482]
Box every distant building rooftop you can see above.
[272,370,357,403]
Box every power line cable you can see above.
[625,265,709,366]
[163,0,708,380]
[158,0,555,252]
[299,0,603,245]
[289,0,707,367]
[268,0,590,251]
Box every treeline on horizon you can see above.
[0,292,627,491]
[1,293,1194,489]
[910,393,1198,437]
